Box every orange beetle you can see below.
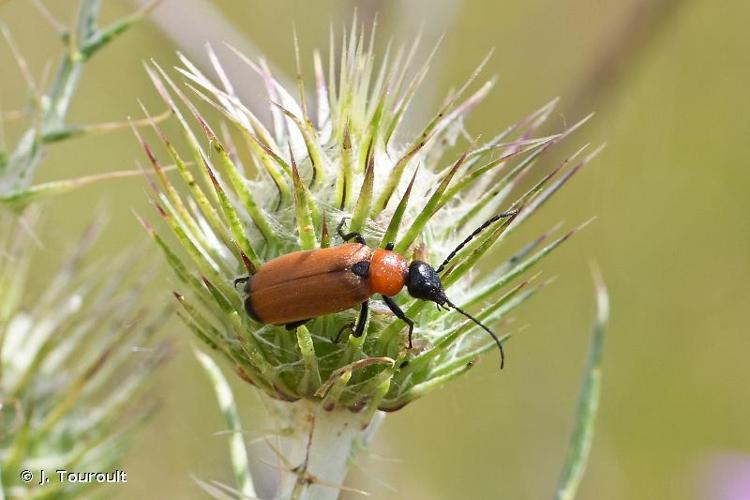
[235,213,516,368]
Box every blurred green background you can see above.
[1,0,748,499]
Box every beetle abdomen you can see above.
[246,243,373,324]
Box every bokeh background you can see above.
[1,0,748,499]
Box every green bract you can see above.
[0,212,166,498]
[140,27,598,414]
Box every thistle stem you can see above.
[271,400,384,500]
[0,0,150,194]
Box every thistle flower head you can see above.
[140,25,598,414]
[0,211,166,498]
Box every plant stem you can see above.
[270,399,384,500]
[553,271,609,500]
[0,1,99,193]
[0,0,152,195]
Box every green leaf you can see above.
[430,330,517,377]
[152,199,239,304]
[388,363,473,410]
[133,113,210,243]
[438,144,596,288]
[0,169,152,210]
[350,143,374,234]
[377,53,494,213]
[295,325,322,394]
[149,62,222,200]
[440,215,515,288]
[382,35,439,148]
[399,279,529,375]
[79,0,160,59]
[509,144,603,231]
[395,153,467,253]
[136,216,204,294]
[194,349,257,499]
[464,220,592,308]
[173,63,293,196]
[313,50,331,133]
[335,124,354,210]
[358,377,392,426]
[199,117,277,247]
[554,271,609,500]
[316,357,394,400]
[272,102,327,189]
[320,371,352,410]
[444,134,559,210]
[380,166,418,247]
[139,99,241,262]
[203,161,262,270]
[178,311,220,351]
[373,138,428,214]
[291,159,318,250]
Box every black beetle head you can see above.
[406,261,448,305]
[406,260,507,369]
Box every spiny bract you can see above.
[0,211,166,498]
[138,25,598,414]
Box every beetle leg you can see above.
[382,295,415,349]
[336,217,349,235]
[353,301,369,337]
[233,276,250,289]
[337,217,366,245]
[333,322,355,343]
[341,230,366,245]
[284,319,310,331]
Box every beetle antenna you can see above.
[436,209,519,274]
[444,298,505,369]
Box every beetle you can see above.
[234,210,517,368]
